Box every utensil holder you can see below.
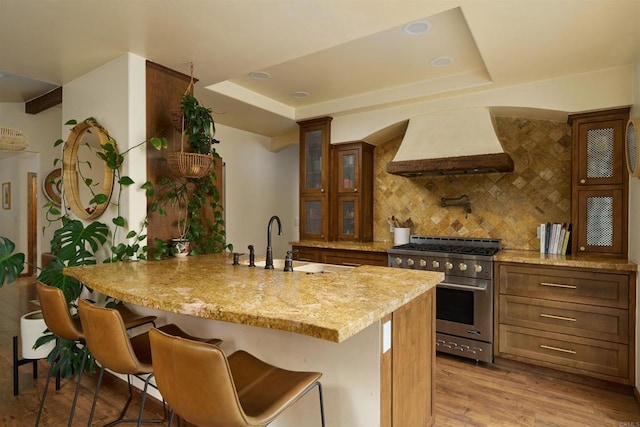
[393,228,410,245]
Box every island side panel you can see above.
[391,288,435,427]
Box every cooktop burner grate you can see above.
[391,243,500,256]
[389,235,502,257]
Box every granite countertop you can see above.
[64,253,441,343]
[290,240,392,253]
[496,249,638,272]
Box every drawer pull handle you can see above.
[540,313,577,322]
[540,282,577,289]
[540,344,576,354]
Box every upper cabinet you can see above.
[332,142,374,242]
[298,118,374,242]
[299,117,332,240]
[569,107,630,258]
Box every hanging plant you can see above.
[166,64,220,179]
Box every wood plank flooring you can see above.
[2,277,640,426]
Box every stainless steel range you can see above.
[387,235,501,363]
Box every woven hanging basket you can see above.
[0,127,28,151]
[166,151,213,179]
[166,63,213,179]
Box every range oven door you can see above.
[435,276,493,343]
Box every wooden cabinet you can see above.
[569,107,630,257]
[298,117,374,242]
[299,117,332,241]
[332,142,374,241]
[495,262,636,385]
[292,245,387,267]
[320,248,387,266]
[380,289,435,427]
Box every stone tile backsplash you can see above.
[373,117,572,250]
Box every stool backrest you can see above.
[36,282,83,342]
[149,327,247,427]
[77,299,146,375]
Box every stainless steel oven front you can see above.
[388,236,500,363]
[435,276,493,362]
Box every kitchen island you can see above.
[65,253,442,427]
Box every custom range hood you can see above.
[386,107,514,177]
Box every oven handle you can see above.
[438,281,487,292]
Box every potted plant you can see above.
[180,93,219,155]
[153,177,194,257]
[167,68,220,178]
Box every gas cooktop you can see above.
[388,236,502,257]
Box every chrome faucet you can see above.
[265,215,282,269]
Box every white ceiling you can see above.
[0,0,639,139]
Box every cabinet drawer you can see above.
[320,249,387,267]
[499,264,628,308]
[292,246,319,262]
[500,295,628,343]
[499,325,629,380]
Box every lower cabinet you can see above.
[380,289,435,427]
[292,245,387,266]
[495,262,636,385]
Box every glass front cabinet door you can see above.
[298,117,332,240]
[332,142,374,242]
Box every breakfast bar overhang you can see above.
[65,253,442,427]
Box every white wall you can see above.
[62,53,147,261]
[215,124,299,258]
[0,103,61,266]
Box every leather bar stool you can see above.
[149,327,325,427]
[34,282,157,427]
[77,299,222,426]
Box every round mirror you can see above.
[62,121,116,220]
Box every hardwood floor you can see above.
[2,277,640,426]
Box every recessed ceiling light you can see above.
[291,91,309,99]
[249,71,271,80]
[430,56,453,67]
[403,20,431,35]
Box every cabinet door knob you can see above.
[354,188,358,193]
[321,188,325,193]
[580,179,586,184]
[580,246,585,251]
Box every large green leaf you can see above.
[0,237,25,287]
[36,258,85,303]
[51,220,109,265]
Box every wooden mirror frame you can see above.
[62,121,116,220]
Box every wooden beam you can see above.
[386,152,514,177]
[25,86,62,114]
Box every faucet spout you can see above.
[265,215,282,269]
